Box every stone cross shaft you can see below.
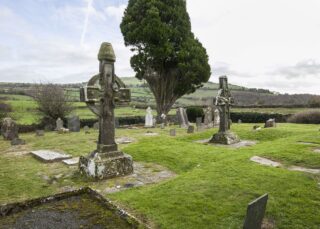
[216,76,233,133]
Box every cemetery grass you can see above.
[0,124,319,228]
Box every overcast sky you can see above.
[0,0,319,94]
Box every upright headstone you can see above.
[1,117,18,140]
[209,76,240,145]
[204,107,213,128]
[187,125,195,134]
[264,119,276,128]
[83,126,90,134]
[243,194,268,229]
[213,109,220,128]
[145,107,153,128]
[93,122,99,130]
[196,117,202,130]
[176,107,189,128]
[238,119,242,124]
[170,129,176,136]
[79,42,133,180]
[56,118,64,131]
[67,116,80,132]
[152,118,157,128]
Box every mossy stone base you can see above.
[79,152,133,180]
[209,131,240,145]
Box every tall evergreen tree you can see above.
[121,0,211,116]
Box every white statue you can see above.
[145,107,153,127]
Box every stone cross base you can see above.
[209,131,240,145]
[79,152,133,180]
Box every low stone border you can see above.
[0,187,147,228]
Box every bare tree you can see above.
[31,83,74,124]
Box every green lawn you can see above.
[0,124,319,228]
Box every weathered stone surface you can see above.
[67,116,80,132]
[210,76,240,145]
[203,107,213,127]
[243,194,268,229]
[250,156,281,167]
[83,126,90,134]
[79,153,134,179]
[196,117,202,128]
[35,130,45,136]
[31,150,72,163]
[1,117,19,140]
[264,118,276,128]
[115,137,134,144]
[11,138,26,146]
[288,166,320,174]
[213,108,220,128]
[195,139,256,148]
[144,132,159,136]
[176,107,189,128]
[187,125,195,134]
[55,118,64,131]
[57,128,70,134]
[170,129,176,136]
[93,122,99,130]
[209,131,240,145]
[145,107,153,127]
[63,157,80,166]
[238,119,242,124]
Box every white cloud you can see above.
[105,4,126,22]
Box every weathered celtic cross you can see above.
[79,42,133,179]
[209,76,240,145]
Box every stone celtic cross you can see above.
[209,76,240,145]
[79,42,133,179]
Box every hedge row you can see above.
[230,112,290,123]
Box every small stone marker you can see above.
[31,150,72,163]
[204,107,213,128]
[93,122,99,130]
[62,157,80,166]
[264,118,276,128]
[250,156,281,167]
[243,194,268,229]
[55,118,64,131]
[1,117,19,140]
[67,116,80,132]
[213,108,220,128]
[35,130,45,136]
[196,117,202,128]
[116,137,134,144]
[83,126,90,134]
[238,119,242,124]
[145,107,153,127]
[170,129,176,136]
[187,125,195,134]
[11,138,26,146]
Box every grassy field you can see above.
[0,124,319,228]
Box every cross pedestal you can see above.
[79,42,133,179]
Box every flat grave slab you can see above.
[144,132,159,136]
[195,139,257,148]
[62,157,79,166]
[115,137,135,144]
[297,141,320,145]
[31,150,72,163]
[250,156,281,167]
[0,188,143,228]
[313,149,320,153]
[288,166,320,174]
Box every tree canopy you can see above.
[121,0,211,115]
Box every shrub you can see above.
[0,102,12,121]
[230,112,289,123]
[287,110,320,124]
[186,107,204,122]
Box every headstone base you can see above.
[209,131,240,145]
[79,152,133,180]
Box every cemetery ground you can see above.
[0,124,320,228]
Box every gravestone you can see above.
[170,129,176,136]
[145,107,153,127]
[55,118,64,131]
[204,107,213,128]
[35,130,45,136]
[243,194,268,229]
[79,42,133,179]
[187,125,195,134]
[93,122,99,130]
[176,107,189,128]
[196,117,202,129]
[264,119,276,128]
[213,109,220,128]
[11,138,26,146]
[68,116,80,132]
[83,126,90,134]
[1,117,19,141]
[238,119,242,124]
[152,118,157,128]
[31,150,72,163]
[209,76,240,145]
[115,118,120,128]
